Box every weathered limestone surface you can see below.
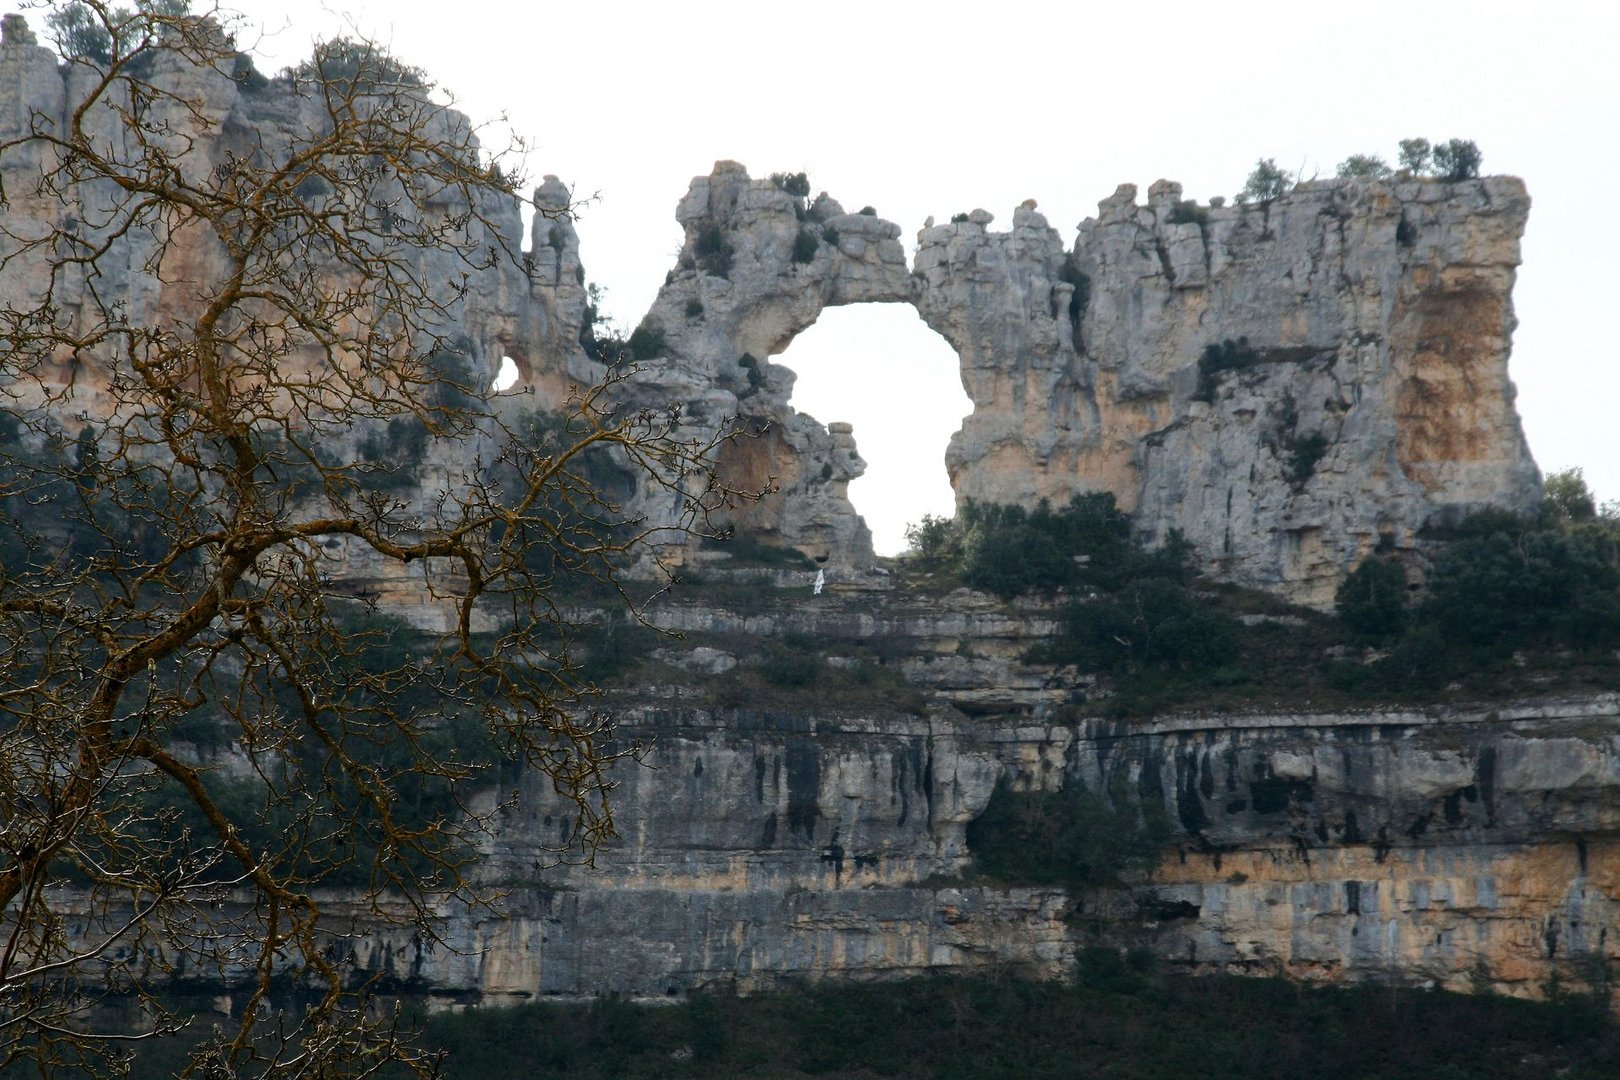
[275,586,1617,1006]
[1080,178,1541,605]
[1,9,1543,602]
[627,165,1541,604]
[624,163,914,565]
[356,683,1620,1003]
[4,20,1585,1012]
[910,178,1540,606]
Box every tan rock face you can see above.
[3,26,1541,604]
[625,169,1540,605]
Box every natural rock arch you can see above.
[772,303,970,555]
[606,164,1539,603]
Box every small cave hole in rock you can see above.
[774,304,970,555]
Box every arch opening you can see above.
[491,354,522,393]
[773,303,970,555]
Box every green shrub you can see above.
[694,224,733,278]
[1238,158,1292,204]
[1335,556,1408,640]
[1336,153,1393,179]
[1544,467,1597,522]
[1066,576,1240,673]
[1164,200,1209,225]
[1399,137,1433,173]
[903,513,963,568]
[627,321,666,363]
[48,3,112,62]
[858,205,876,216]
[967,778,1170,889]
[950,212,970,223]
[291,35,426,90]
[1285,431,1330,484]
[956,496,1137,598]
[1194,336,1261,400]
[1420,517,1620,648]
[769,171,810,198]
[684,299,703,319]
[821,223,840,245]
[1433,139,1482,180]
[791,228,819,265]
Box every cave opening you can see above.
[773,303,970,556]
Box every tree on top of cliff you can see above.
[1236,158,1293,205]
[0,4,754,1075]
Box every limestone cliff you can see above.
[1,17,1585,1017]
[620,164,1541,604]
[0,4,1542,602]
[290,585,1618,1007]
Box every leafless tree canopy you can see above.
[0,3,751,1074]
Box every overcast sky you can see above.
[179,0,1618,551]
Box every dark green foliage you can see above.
[791,228,820,265]
[1399,137,1433,173]
[356,416,429,490]
[1433,138,1483,180]
[950,212,970,223]
[1545,467,1598,522]
[1336,153,1393,179]
[1194,336,1261,399]
[228,50,267,89]
[1420,515,1620,647]
[967,778,1169,889]
[953,495,1136,598]
[46,2,195,72]
[142,971,1608,1080]
[577,283,621,362]
[1238,158,1292,204]
[903,513,962,568]
[769,171,811,198]
[821,223,840,245]
[1164,200,1209,225]
[1066,575,1240,673]
[693,224,734,278]
[1335,556,1409,640]
[706,632,927,716]
[683,298,704,319]
[627,320,666,363]
[47,2,115,62]
[290,36,426,90]
[858,205,877,216]
[425,347,480,411]
[1285,431,1330,484]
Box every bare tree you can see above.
[0,4,749,1075]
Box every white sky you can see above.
[160,0,1620,551]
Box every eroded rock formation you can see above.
[0,1,1542,603]
[3,17,1587,1018]
[272,588,1619,1005]
[609,162,1541,603]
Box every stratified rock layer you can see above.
[310,587,1618,1006]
